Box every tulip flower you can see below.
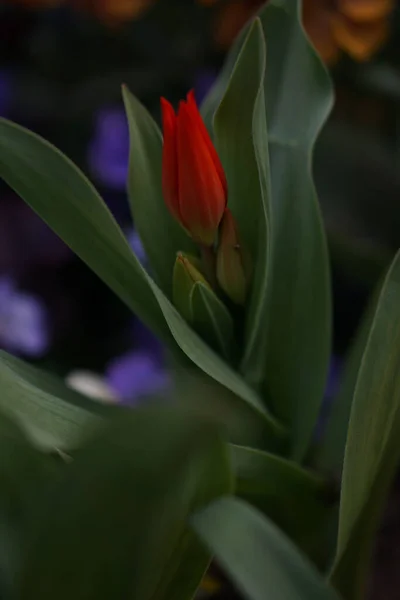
[216,208,250,305]
[161,90,227,247]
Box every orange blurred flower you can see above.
[212,0,394,64]
[213,0,263,50]
[71,0,154,25]
[303,0,395,64]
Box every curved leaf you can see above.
[17,405,232,600]
[213,19,271,391]
[0,411,61,596]
[0,116,285,448]
[192,497,341,600]
[203,0,333,459]
[316,285,381,472]
[330,249,400,599]
[122,87,196,295]
[0,351,120,450]
[149,284,287,447]
[231,445,334,562]
[0,118,169,342]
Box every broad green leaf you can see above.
[171,365,285,450]
[0,118,169,342]
[316,285,381,472]
[213,19,271,392]
[190,282,235,362]
[17,405,232,600]
[231,445,334,563]
[192,497,341,600]
[204,0,333,460]
[0,116,285,448]
[0,351,121,450]
[122,87,196,295]
[330,249,400,600]
[0,411,61,596]
[148,285,287,448]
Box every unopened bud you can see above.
[173,252,211,321]
[216,209,250,305]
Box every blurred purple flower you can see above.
[0,277,49,356]
[323,356,341,402]
[106,351,169,404]
[106,317,168,404]
[194,69,217,106]
[88,107,129,190]
[126,229,146,265]
[315,355,343,441]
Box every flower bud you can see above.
[173,252,211,321]
[216,209,250,305]
[161,90,227,247]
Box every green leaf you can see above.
[192,497,341,600]
[213,19,271,392]
[316,285,381,472]
[204,0,333,460]
[0,117,169,342]
[231,445,334,563]
[330,249,400,600]
[17,405,232,600]
[190,282,235,362]
[149,286,287,448]
[122,87,196,295]
[0,411,61,595]
[256,0,332,460]
[0,116,285,448]
[0,351,120,450]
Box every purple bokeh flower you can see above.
[0,277,50,356]
[315,355,343,441]
[325,355,341,400]
[106,351,170,404]
[88,107,129,190]
[194,69,217,106]
[126,228,146,266]
[105,318,169,404]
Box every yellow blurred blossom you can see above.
[303,0,395,64]
[213,0,263,50]
[72,0,155,24]
[212,0,394,64]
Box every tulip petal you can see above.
[177,101,226,245]
[160,97,180,222]
[186,90,228,198]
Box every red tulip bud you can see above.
[161,90,227,247]
[216,208,251,305]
